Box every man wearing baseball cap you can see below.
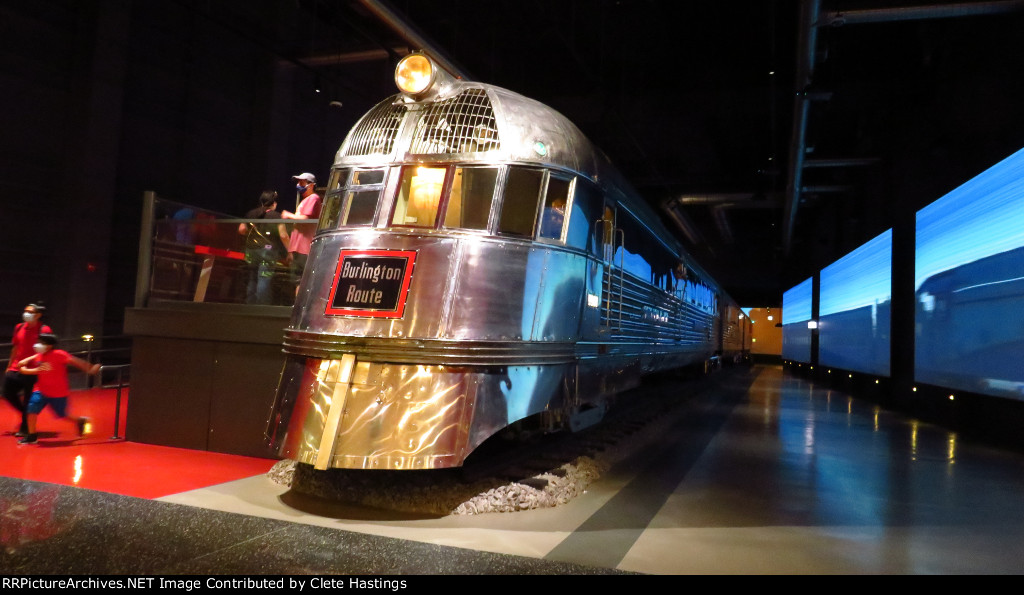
[282,172,322,293]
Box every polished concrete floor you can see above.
[4,365,1024,574]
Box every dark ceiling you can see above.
[184,0,1024,306]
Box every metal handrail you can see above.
[98,364,130,440]
[0,335,132,366]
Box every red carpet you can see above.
[0,387,276,499]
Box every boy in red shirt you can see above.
[16,333,100,445]
[3,303,52,436]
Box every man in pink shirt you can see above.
[4,303,52,437]
[282,172,322,292]
[17,333,100,445]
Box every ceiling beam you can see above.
[819,1,1024,26]
[803,157,879,168]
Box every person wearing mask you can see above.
[239,190,290,304]
[3,303,52,437]
[539,197,567,239]
[17,333,100,445]
[281,172,322,292]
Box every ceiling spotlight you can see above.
[329,101,343,108]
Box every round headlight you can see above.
[395,54,435,96]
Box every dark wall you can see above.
[0,1,116,339]
[0,0,368,342]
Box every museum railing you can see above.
[134,191,315,308]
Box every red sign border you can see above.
[325,249,418,318]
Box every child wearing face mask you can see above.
[3,302,52,437]
[16,333,100,445]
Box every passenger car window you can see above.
[614,208,676,291]
[444,167,498,230]
[498,167,543,237]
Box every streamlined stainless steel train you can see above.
[266,53,750,471]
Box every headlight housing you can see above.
[395,53,435,97]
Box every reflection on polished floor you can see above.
[3,366,1024,574]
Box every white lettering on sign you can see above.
[345,284,384,304]
[341,260,403,283]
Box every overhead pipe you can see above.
[677,193,755,205]
[356,0,472,79]
[801,185,854,194]
[820,1,1024,26]
[676,193,781,209]
[662,201,706,247]
[782,0,821,254]
[301,47,411,66]
[803,157,879,168]
[712,207,734,245]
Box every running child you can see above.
[17,333,100,445]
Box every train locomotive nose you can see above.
[269,355,479,470]
[265,56,744,473]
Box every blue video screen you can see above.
[782,277,813,363]
[819,230,892,376]
[915,146,1024,400]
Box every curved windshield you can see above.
[391,166,446,227]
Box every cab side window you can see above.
[444,167,498,231]
[342,190,379,226]
[497,167,544,237]
[538,176,571,241]
[319,168,388,230]
[566,179,599,252]
[318,168,351,231]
